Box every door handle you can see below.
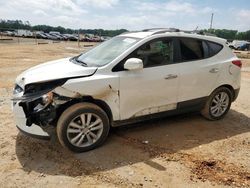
[209,68,219,73]
[164,74,178,80]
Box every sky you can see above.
[0,0,249,31]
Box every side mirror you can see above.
[124,58,143,70]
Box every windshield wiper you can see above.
[71,56,88,67]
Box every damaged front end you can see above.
[12,79,76,140]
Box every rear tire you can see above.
[201,87,232,120]
[57,102,110,152]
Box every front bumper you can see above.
[13,101,51,140]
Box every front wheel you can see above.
[201,87,232,120]
[57,102,110,152]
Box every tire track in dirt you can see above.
[191,159,250,187]
[15,135,137,188]
[114,132,250,187]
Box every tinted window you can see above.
[179,38,204,61]
[207,41,223,57]
[134,39,173,67]
[113,38,174,71]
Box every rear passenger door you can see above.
[177,37,223,102]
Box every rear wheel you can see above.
[201,87,232,120]
[57,102,110,152]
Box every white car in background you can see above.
[228,40,250,50]
[12,28,241,152]
[15,29,33,37]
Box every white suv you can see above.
[12,28,241,152]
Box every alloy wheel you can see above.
[210,91,230,117]
[66,113,104,147]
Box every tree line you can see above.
[202,29,250,41]
[0,19,249,40]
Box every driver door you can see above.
[117,38,180,120]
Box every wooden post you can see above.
[34,31,37,45]
[17,28,20,44]
[78,30,80,48]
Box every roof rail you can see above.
[142,28,169,32]
[151,29,210,36]
[121,28,211,37]
[142,28,180,34]
[152,28,180,35]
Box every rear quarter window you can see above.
[206,41,223,57]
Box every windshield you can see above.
[76,36,140,67]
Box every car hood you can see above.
[16,57,97,88]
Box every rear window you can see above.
[179,38,204,61]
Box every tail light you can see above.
[232,60,242,68]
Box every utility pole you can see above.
[210,13,214,30]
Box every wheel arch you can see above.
[55,96,113,126]
[211,84,235,100]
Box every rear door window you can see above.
[179,38,204,61]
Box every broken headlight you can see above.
[41,92,53,105]
[24,79,67,95]
[33,91,54,112]
[21,79,67,113]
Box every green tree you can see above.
[236,30,250,40]
[205,29,238,40]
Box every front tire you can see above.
[201,87,232,120]
[57,102,110,152]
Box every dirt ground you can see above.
[0,42,249,188]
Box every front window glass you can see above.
[131,39,173,67]
[76,36,140,67]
